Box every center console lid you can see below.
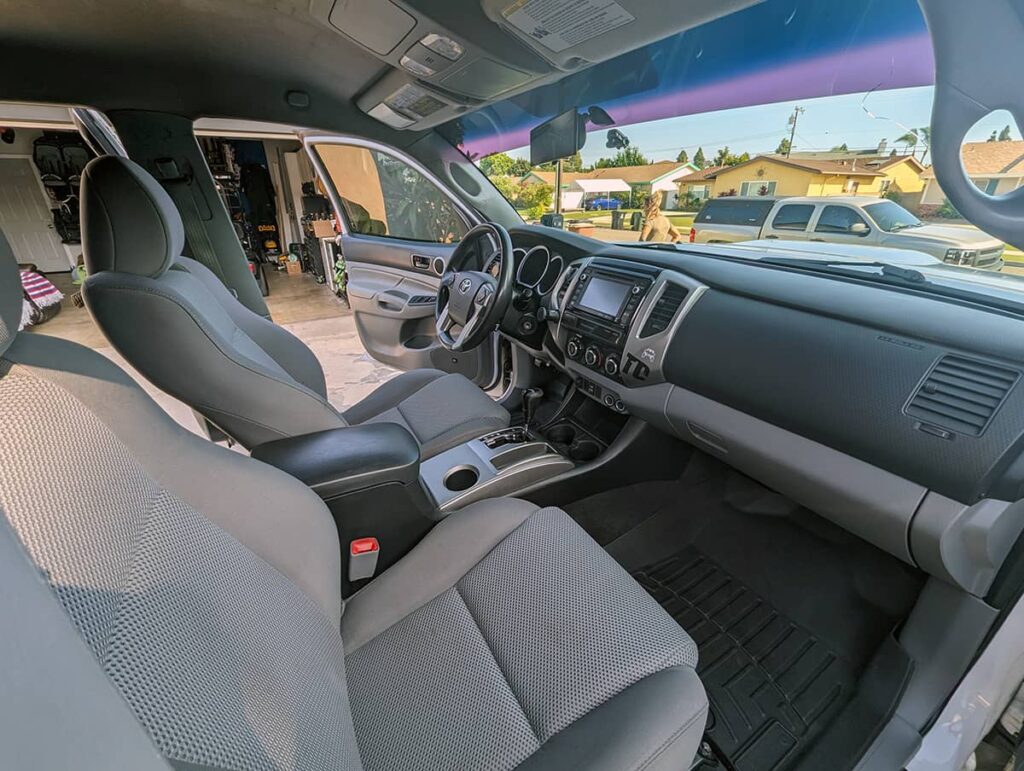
[251,423,421,499]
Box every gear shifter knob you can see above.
[522,387,544,428]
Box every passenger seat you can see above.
[0,237,707,769]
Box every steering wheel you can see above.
[436,223,514,352]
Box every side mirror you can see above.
[850,222,870,235]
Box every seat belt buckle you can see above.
[349,537,380,582]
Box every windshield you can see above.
[439,0,1024,308]
[863,201,922,232]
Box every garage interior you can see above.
[1,103,397,435]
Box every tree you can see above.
[713,147,749,167]
[593,146,649,168]
[479,152,530,177]
[562,152,585,171]
[988,130,999,142]
[676,149,689,164]
[775,137,791,155]
[693,147,706,169]
[830,142,849,152]
[896,131,919,154]
[519,182,554,220]
[1000,125,1014,141]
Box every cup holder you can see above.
[570,439,601,463]
[444,465,479,492]
[546,425,576,445]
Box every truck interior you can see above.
[3,1,1024,770]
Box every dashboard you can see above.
[498,225,1024,594]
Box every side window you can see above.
[313,144,468,243]
[771,204,814,231]
[815,205,868,235]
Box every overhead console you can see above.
[313,0,761,130]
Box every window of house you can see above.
[739,180,777,196]
[689,184,708,200]
[815,205,869,234]
[771,204,815,231]
[313,143,468,243]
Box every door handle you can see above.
[764,235,778,239]
[377,298,404,312]
[810,238,825,242]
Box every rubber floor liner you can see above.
[633,546,857,771]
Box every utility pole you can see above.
[786,106,804,157]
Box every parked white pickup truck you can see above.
[689,195,1006,270]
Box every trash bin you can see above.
[630,211,644,231]
[611,210,626,230]
[540,213,564,229]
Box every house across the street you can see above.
[679,152,925,203]
[920,140,1024,209]
[522,160,696,210]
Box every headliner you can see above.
[0,0,414,146]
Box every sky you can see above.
[505,87,1019,166]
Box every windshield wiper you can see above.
[756,256,931,286]
[889,222,923,232]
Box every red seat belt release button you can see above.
[349,537,379,582]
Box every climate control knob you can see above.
[566,337,583,359]
[604,355,619,376]
[584,346,601,367]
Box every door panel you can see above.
[341,235,497,386]
[304,135,499,388]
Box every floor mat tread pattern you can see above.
[633,546,856,771]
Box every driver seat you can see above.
[80,156,509,456]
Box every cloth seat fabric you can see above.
[79,155,508,456]
[2,221,708,769]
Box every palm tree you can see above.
[895,128,931,161]
[896,130,919,156]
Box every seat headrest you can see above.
[81,156,184,278]
[0,229,21,357]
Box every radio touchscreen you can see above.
[577,275,631,318]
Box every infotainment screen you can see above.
[578,276,631,318]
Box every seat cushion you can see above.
[344,369,509,459]
[342,499,707,771]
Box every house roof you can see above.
[586,160,694,184]
[920,140,1024,179]
[701,154,886,179]
[677,165,726,183]
[522,170,588,187]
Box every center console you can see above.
[420,427,574,512]
[561,262,657,387]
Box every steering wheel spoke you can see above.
[434,223,514,353]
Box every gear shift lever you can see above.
[522,387,544,429]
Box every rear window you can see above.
[697,199,775,226]
[771,204,814,231]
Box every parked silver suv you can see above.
[690,196,1005,270]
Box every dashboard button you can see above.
[584,346,601,367]
[566,337,582,359]
[604,355,619,376]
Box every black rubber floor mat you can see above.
[633,546,857,771]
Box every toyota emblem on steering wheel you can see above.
[459,278,473,294]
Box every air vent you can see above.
[409,295,436,305]
[557,264,579,307]
[640,284,689,337]
[905,355,1020,436]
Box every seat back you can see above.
[80,156,345,448]
[0,241,364,769]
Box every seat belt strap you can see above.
[152,158,228,284]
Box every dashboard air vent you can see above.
[557,264,579,307]
[640,284,689,337]
[905,354,1019,436]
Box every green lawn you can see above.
[520,209,697,230]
